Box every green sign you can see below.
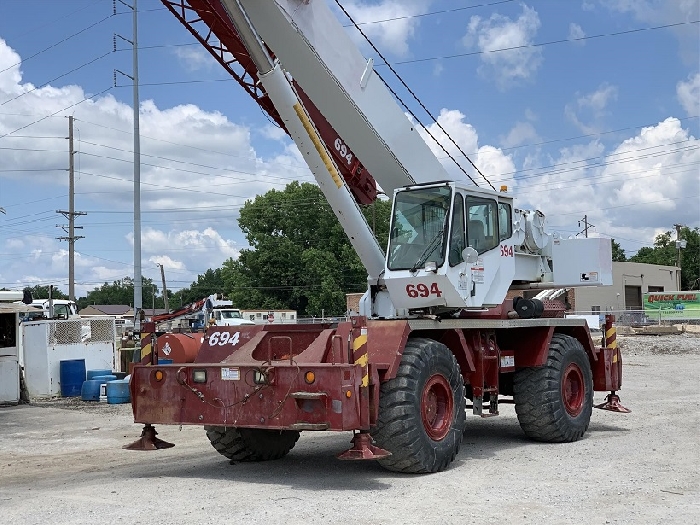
[643,292,700,320]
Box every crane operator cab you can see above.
[384,181,518,313]
[382,181,613,314]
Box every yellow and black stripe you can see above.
[352,327,369,388]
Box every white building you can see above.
[241,309,298,324]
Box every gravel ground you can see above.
[617,332,700,356]
[0,334,698,525]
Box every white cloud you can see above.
[173,47,214,71]
[129,227,241,270]
[342,1,429,57]
[418,109,517,190]
[568,22,586,43]
[565,83,618,134]
[676,72,700,116]
[260,123,287,141]
[511,118,699,253]
[462,5,543,89]
[0,37,313,295]
[607,118,699,224]
[500,121,539,149]
[149,255,185,271]
[600,0,699,63]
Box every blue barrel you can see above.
[87,369,112,380]
[60,359,86,397]
[91,374,117,382]
[80,379,102,401]
[106,379,130,404]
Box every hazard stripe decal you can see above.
[352,333,369,387]
[605,327,617,349]
[140,333,152,360]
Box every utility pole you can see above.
[674,223,686,290]
[115,0,142,331]
[157,263,169,312]
[578,215,593,238]
[57,115,86,301]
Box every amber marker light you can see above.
[154,370,164,382]
[346,390,352,398]
[304,371,315,384]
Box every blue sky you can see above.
[0,0,698,299]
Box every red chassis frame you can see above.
[130,314,623,432]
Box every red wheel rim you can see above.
[562,363,585,417]
[421,374,454,441]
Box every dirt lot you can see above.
[1,334,698,525]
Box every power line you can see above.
[0,86,113,141]
[3,1,103,42]
[335,0,492,189]
[1,51,112,107]
[394,19,700,65]
[0,13,115,75]
[349,0,518,26]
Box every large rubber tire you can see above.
[204,426,300,461]
[371,338,466,473]
[513,333,593,442]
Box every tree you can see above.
[77,276,161,310]
[171,268,226,307]
[629,227,699,290]
[221,182,391,316]
[611,239,626,262]
[23,285,68,301]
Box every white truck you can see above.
[128,0,627,473]
[202,294,255,327]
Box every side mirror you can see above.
[462,246,478,264]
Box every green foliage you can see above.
[221,181,391,316]
[23,285,68,301]
[170,268,226,307]
[629,227,699,289]
[611,239,626,262]
[77,276,161,310]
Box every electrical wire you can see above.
[1,51,112,107]
[394,19,700,65]
[348,0,517,27]
[0,86,113,140]
[338,1,493,189]
[0,13,115,75]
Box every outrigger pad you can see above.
[594,392,631,413]
[337,432,391,461]
[123,424,175,450]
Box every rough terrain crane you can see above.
[127,0,628,473]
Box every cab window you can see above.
[449,194,466,267]
[466,197,499,254]
[498,202,512,242]
[387,185,451,270]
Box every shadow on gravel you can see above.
[122,411,627,490]
[588,422,630,433]
[133,437,397,491]
[129,416,542,490]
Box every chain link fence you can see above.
[47,318,116,345]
